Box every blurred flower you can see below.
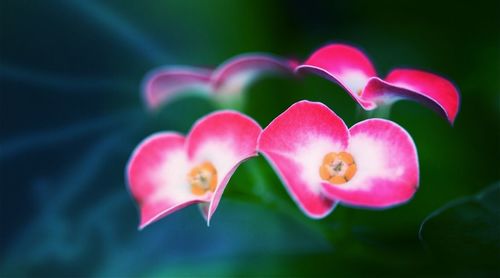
[127,111,261,228]
[143,54,296,110]
[258,101,419,218]
[296,44,460,124]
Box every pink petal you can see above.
[363,69,460,124]
[142,66,212,110]
[211,53,295,95]
[296,44,377,110]
[198,203,209,221]
[186,111,262,224]
[258,101,350,218]
[126,133,209,229]
[321,119,419,208]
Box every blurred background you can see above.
[1,0,499,276]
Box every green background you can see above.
[1,0,499,276]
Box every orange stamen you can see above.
[318,151,357,185]
[344,164,357,181]
[187,161,218,196]
[330,176,347,184]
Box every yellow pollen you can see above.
[319,151,357,185]
[187,161,217,196]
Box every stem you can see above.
[368,104,392,119]
[234,160,345,245]
[213,93,245,111]
[355,106,367,121]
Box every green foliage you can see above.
[420,183,500,274]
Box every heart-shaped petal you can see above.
[142,66,212,109]
[258,101,349,218]
[321,119,419,207]
[296,44,377,110]
[211,53,295,95]
[127,111,261,228]
[142,54,295,110]
[296,44,460,124]
[127,132,209,229]
[187,111,262,224]
[363,69,460,124]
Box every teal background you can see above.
[1,0,499,276]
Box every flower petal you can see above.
[142,66,212,110]
[258,101,349,218]
[321,119,419,208]
[211,53,295,95]
[296,44,377,109]
[198,203,209,221]
[363,69,460,124]
[186,111,262,224]
[127,132,209,229]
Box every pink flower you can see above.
[143,53,296,110]
[127,111,261,228]
[296,44,460,124]
[258,101,419,218]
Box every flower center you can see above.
[319,151,357,185]
[187,161,218,196]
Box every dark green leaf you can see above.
[419,183,500,271]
